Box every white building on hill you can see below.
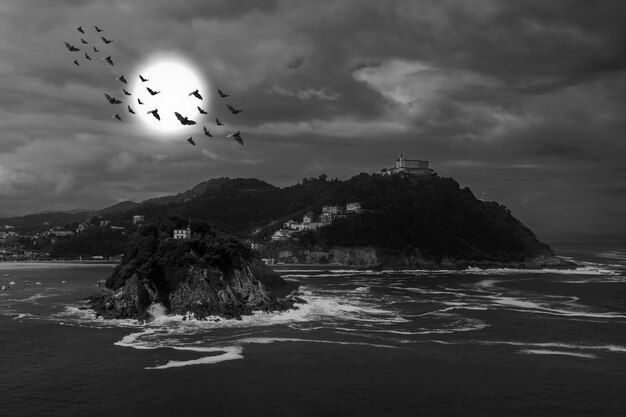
[173,227,191,240]
[380,153,434,176]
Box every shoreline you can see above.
[0,260,118,269]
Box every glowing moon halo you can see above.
[130,56,209,135]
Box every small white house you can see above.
[173,227,191,240]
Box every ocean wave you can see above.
[145,346,244,369]
[489,296,626,319]
[460,340,626,354]
[463,265,617,276]
[236,337,398,349]
[519,349,598,359]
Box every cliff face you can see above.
[268,246,574,269]
[87,221,300,321]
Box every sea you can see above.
[1,242,625,417]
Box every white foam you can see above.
[147,303,167,320]
[463,265,617,276]
[520,349,598,359]
[490,296,626,319]
[473,340,626,353]
[145,346,244,369]
[237,337,397,349]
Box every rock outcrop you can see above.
[87,220,300,321]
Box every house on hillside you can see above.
[346,202,361,213]
[173,226,191,240]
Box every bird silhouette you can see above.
[101,36,113,44]
[187,137,196,146]
[188,89,202,100]
[147,109,160,120]
[227,131,244,146]
[139,74,149,82]
[95,25,103,32]
[80,38,88,44]
[217,88,229,98]
[226,104,244,114]
[117,75,127,84]
[146,87,160,96]
[123,89,131,96]
[137,98,144,105]
[216,118,223,126]
[73,60,79,66]
[104,93,122,104]
[77,26,84,34]
[128,105,135,114]
[93,46,99,52]
[175,112,196,125]
[203,126,213,137]
[113,114,121,121]
[64,42,80,52]
[197,106,207,114]
[103,55,113,66]
[84,52,91,60]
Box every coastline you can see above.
[0,260,118,269]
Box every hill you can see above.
[45,173,570,268]
[97,201,139,216]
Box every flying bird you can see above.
[137,98,144,105]
[73,60,79,66]
[95,25,103,32]
[123,89,131,96]
[188,89,202,100]
[227,131,244,146]
[104,93,122,104]
[197,106,207,114]
[147,109,160,120]
[203,126,213,137]
[84,52,91,60]
[216,118,223,126]
[128,105,135,114]
[77,26,84,34]
[113,114,121,121]
[102,55,113,66]
[146,87,160,96]
[217,88,229,98]
[139,74,149,82]
[101,36,113,44]
[174,112,196,125]
[80,38,88,44]
[93,46,99,52]
[64,42,80,52]
[187,137,196,146]
[117,75,127,84]
[226,104,244,115]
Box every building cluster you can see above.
[271,202,361,241]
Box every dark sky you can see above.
[0,0,625,237]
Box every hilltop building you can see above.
[173,226,191,240]
[132,215,145,225]
[380,153,434,176]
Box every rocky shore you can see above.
[266,246,577,270]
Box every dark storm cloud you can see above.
[0,0,624,235]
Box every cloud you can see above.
[0,0,623,234]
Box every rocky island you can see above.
[87,218,300,321]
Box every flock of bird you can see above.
[64,25,246,147]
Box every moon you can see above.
[129,55,209,135]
